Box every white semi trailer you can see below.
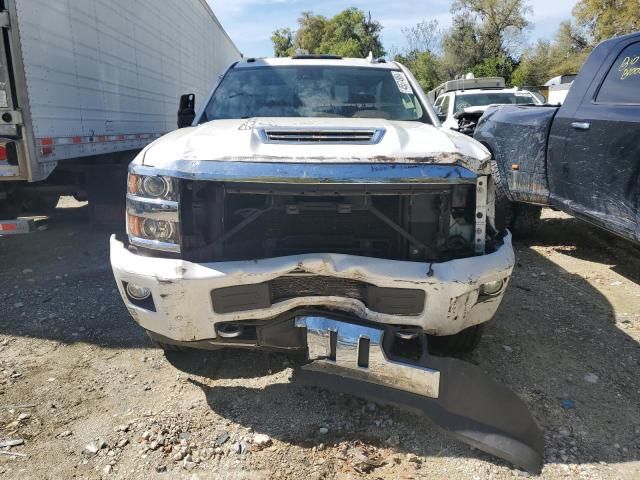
[0,0,240,223]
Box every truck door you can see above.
[548,40,640,242]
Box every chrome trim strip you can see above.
[129,236,181,253]
[296,315,440,398]
[130,161,477,184]
[126,195,179,221]
[257,127,386,145]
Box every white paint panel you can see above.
[14,0,240,159]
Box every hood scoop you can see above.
[258,127,386,145]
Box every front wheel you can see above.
[510,204,542,238]
[495,197,542,239]
[492,161,541,239]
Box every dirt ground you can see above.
[0,199,638,480]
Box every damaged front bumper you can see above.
[294,314,543,474]
[110,235,543,473]
[110,234,514,342]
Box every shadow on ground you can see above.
[0,203,147,349]
[528,214,640,285]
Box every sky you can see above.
[206,0,579,58]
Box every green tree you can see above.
[401,19,441,54]
[440,0,531,79]
[440,13,484,79]
[472,56,516,83]
[573,0,640,44]
[511,39,554,86]
[548,21,590,75]
[271,8,385,58]
[452,0,531,56]
[393,19,442,91]
[295,12,327,53]
[271,28,294,57]
[511,21,590,86]
[395,51,441,91]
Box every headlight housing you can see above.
[128,173,177,201]
[126,173,180,252]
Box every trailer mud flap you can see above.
[295,315,543,474]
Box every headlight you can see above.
[141,176,171,198]
[141,218,176,242]
[126,172,180,252]
[128,174,177,201]
[128,215,180,247]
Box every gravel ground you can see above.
[0,199,639,479]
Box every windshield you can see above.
[203,66,427,122]
[454,92,536,113]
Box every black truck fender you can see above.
[474,104,559,206]
[474,105,562,236]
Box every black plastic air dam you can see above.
[295,336,544,474]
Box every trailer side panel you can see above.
[10,0,240,181]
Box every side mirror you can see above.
[434,106,446,122]
[177,94,196,128]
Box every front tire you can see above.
[491,160,541,239]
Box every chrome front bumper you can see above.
[296,315,440,398]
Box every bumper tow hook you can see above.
[294,315,543,474]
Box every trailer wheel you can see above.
[428,324,484,355]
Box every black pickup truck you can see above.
[474,32,640,243]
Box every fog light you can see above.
[480,279,505,296]
[126,283,151,300]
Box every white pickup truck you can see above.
[431,78,543,134]
[110,55,543,473]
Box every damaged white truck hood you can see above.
[140,118,491,174]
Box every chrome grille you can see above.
[259,128,385,144]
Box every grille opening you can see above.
[180,182,479,263]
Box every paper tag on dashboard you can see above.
[392,72,412,94]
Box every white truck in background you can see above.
[0,0,240,226]
[428,77,542,135]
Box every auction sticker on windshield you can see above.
[392,71,412,94]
